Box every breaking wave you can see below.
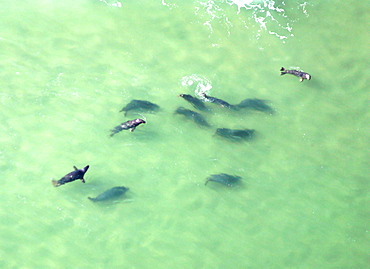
[163,0,311,41]
[100,0,311,41]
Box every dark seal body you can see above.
[280,67,311,82]
[110,118,146,137]
[52,165,89,187]
[215,128,254,141]
[174,107,210,127]
[88,186,129,202]
[120,100,160,115]
[236,98,274,114]
[200,93,236,109]
[178,94,208,111]
[205,173,241,186]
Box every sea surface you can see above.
[0,0,369,268]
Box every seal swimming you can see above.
[88,186,129,202]
[235,98,274,114]
[52,165,89,187]
[280,67,311,82]
[110,118,146,137]
[205,173,241,186]
[119,100,160,116]
[200,93,236,109]
[215,128,254,141]
[174,107,210,127]
[178,94,208,111]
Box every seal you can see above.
[88,186,129,202]
[215,128,254,141]
[119,100,160,116]
[200,93,237,109]
[174,107,210,127]
[110,118,146,137]
[280,67,311,82]
[178,94,208,111]
[52,165,89,187]
[205,173,241,186]
[236,98,274,114]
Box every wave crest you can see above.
[191,0,311,41]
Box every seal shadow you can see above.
[204,180,246,191]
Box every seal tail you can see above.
[52,180,60,187]
[109,130,116,137]
[205,179,210,185]
[280,67,286,75]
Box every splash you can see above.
[181,74,212,98]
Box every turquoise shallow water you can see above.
[0,0,369,268]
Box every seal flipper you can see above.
[52,180,60,187]
[73,166,78,170]
[280,67,286,75]
[129,126,136,132]
[88,197,96,202]
[80,165,89,183]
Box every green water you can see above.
[1,0,369,268]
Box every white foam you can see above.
[181,74,213,98]
[190,0,311,41]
